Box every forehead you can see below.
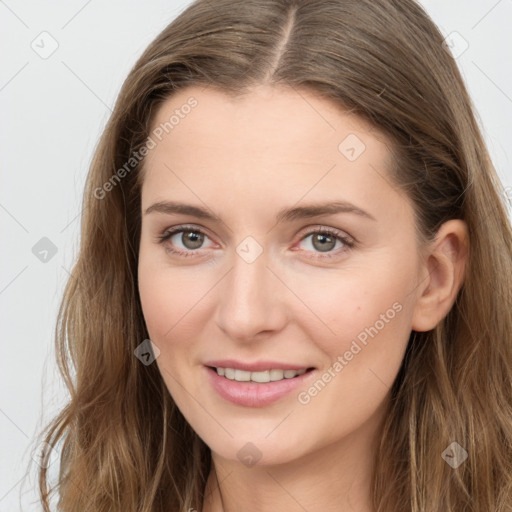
[140,85,407,226]
[147,84,384,157]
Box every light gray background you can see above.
[1,1,511,510]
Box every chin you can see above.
[205,430,310,468]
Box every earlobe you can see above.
[411,220,469,332]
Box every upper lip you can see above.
[204,359,314,372]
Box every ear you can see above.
[411,219,469,332]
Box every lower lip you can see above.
[205,366,315,407]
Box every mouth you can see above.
[204,365,317,407]
[207,366,315,383]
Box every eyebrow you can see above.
[144,200,376,223]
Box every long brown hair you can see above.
[36,0,512,510]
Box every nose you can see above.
[214,249,289,342]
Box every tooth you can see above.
[217,367,306,382]
[269,369,284,381]
[234,369,251,381]
[251,370,270,383]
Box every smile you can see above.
[212,366,309,382]
[205,365,316,407]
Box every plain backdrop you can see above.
[1,0,511,510]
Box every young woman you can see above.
[37,0,512,510]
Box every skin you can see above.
[137,84,468,512]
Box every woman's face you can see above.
[138,84,425,466]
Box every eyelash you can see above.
[156,224,355,260]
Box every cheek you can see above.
[138,243,184,345]
[138,263,171,340]
[138,270,189,345]
[137,262,204,405]
[290,262,416,419]
[137,254,217,356]
[292,263,413,355]
[290,273,414,442]
[325,271,415,384]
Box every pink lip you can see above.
[204,365,316,407]
[204,359,311,372]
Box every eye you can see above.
[296,227,354,259]
[156,225,216,257]
[156,225,355,260]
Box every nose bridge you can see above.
[215,245,286,341]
